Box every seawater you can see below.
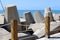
[0,10,60,17]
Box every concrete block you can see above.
[33,11,44,23]
[4,4,20,23]
[24,12,35,25]
[44,7,54,21]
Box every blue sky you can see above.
[0,0,60,10]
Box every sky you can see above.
[0,0,60,10]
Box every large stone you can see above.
[4,4,21,32]
[0,14,4,25]
[0,28,31,40]
[53,13,60,21]
[33,11,44,23]
[24,12,35,25]
[28,22,60,38]
[44,7,54,21]
[4,4,20,23]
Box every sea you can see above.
[0,10,60,17]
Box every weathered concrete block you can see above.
[4,4,20,23]
[44,7,54,21]
[24,12,35,25]
[4,4,22,32]
[33,11,44,23]
[0,14,4,25]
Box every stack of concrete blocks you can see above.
[4,4,22,32]
[44,7,54,22]
[32,18,60,38]
[24,12,35,25]
[33,11,44,23]
[0,28,37,40]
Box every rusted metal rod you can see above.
[10,20,18,40]
[45,16,50,38]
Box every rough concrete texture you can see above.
[24,11,35,25]
[34,11,44,23]
[44,7,54,21]
[4,4,20,23]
